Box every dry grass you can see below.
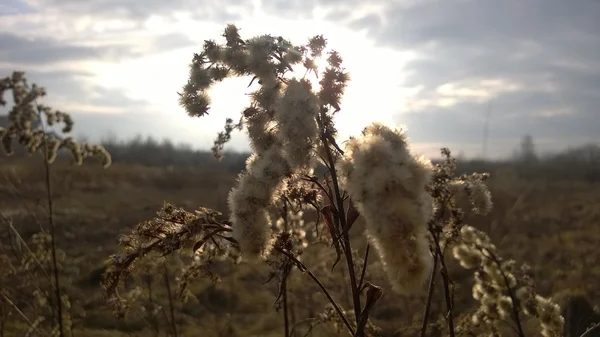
[1,155,598,336]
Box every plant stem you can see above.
[420,252,439,337]
[485,249,525,337]
[41,133,65,337]
[580,322,600,337]
[281,201,290,337]
[275,248,355,336]
[282,274,290,337]
[163,266,178,337]
[320,128,362,330]
[433,235,455,337]
[1,293,48,337]
[502,276,525,337]
[357,245,370,290]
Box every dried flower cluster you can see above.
[99,25,568,337]
[448,173,494,216]
[177,24,347,261]
[337,123,434,294]
[0,216,78,337]
[0,71,111,167]
[427,148,493,244]
[0,71,113,337]
[101,203,232,316]
[453,225,564,337]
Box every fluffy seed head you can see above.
[337,122,434,294]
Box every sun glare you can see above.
[288,51,330,89]
[81,9,421,150]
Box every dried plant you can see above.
[0,71,111,337]
[0,71,111,167]
[452,225,564,337]
[97,24,575,337]
[2,20,593,337]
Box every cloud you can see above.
[0,32,129,65]
[353,0,600,157]
[254,0,600,157]
[0,0,34,15]
[24,0,253,21]
[0,67,226,150]
[0,1,212,146]
[1,0,598,159]
[0,68,156,121]
[0,30,197,67]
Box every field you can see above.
[1,149,599,337]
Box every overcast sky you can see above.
[1,0,598,159]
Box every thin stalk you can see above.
[580,323,600,337]
[357,244,370,291]
[145,277,160,337]
[163,267,178,337]
[1,293,48,337]
[484,249,525,337]
[433,236,455,337]
[1,214,53,286]
[282,275,290,337]
[422,196,451,337]
[275,248,355,336]
[289,295,297,337]
[419,252,439,337]
[40,130,65,337]
[320,128,361,328]
[502,275,525,337]
[281,202,291,337]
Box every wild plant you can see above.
[98,24,572,337]
[0,71,111,337]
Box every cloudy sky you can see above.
[1,0,598,159]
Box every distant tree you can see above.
[515,134,538,164]
[161,138,175,152]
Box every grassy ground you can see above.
[1,155,599,336]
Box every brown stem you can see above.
[580,322,600,337]
[420,251,440,337]
[483,249,525,337]
[282,274,290,337]
[301,175,333,205]
[320,125,362,330]
[289,296,297,337]
[145,277,160,337]
[281,201,291,337]
[1,215,54,292]
[433,235,455,337]
[354,283,382,337]
[502,275,525,337]
[423,194,453,337]
[163,266,178,337]
[1,293,48,337]
[275,248,355,336]
[40,122,65,337]
[357,245,370,291]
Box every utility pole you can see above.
[482,101,492,161]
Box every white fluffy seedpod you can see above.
[452,243,482,269]
[229,141,291,260]
[274,78,319,169]
[448,179,493,215]
[231,76,321,260]
[337,122,434,294]
[465,180,493,215]
[228,174,273,259]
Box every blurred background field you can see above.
[1,136,599,336]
